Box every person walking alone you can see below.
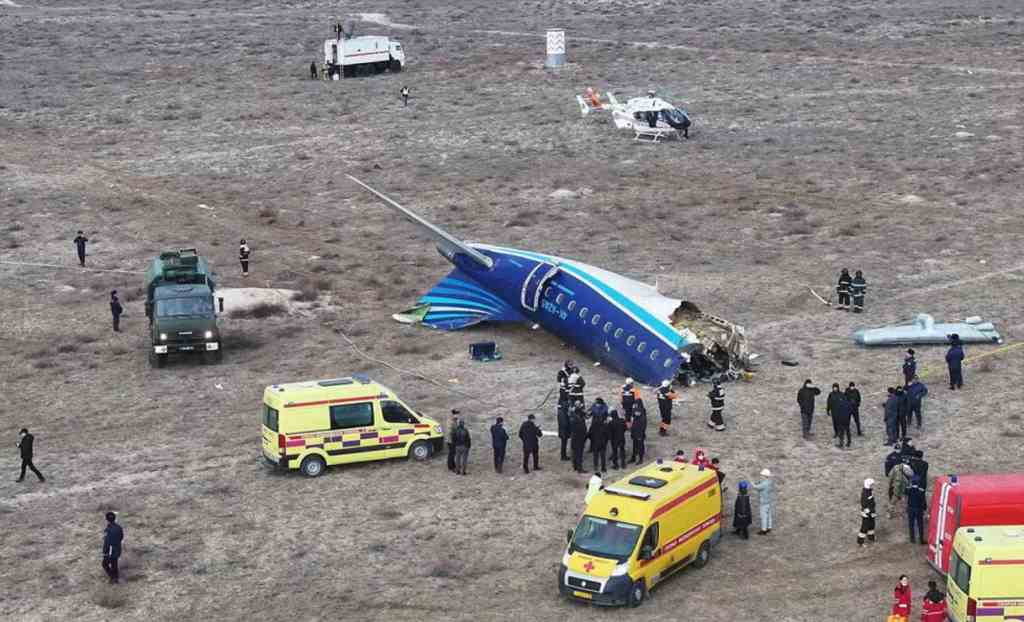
[400,85,410,106]
[946,335,965,390]
[518,414,543,474]
[102,512,124,584]
[490,417,508,474]
[110,290,123,333]
[452,420,471,475]
[608,410,626,470]
[73,230,88,267]
[238,239,251,277]
[706,380,726,432]
[858,478,877,547]
[752,468,775,535]
[15,428,45,483]
[844,382,863,436]
[628,402,647,464]
[733,480,753,539]
[797,379,821,439]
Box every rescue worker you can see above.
[656,380,677,436]
[892,575,912,620]
[733,480,752,539]
[400,85,410,106]
[608,410,626,470]
[490,417,508,474]
[902,349,917,385]
[589,400,608,473]
[628,402,647,464]
[946,335,965,390]
[557,361,573,408]
[15,427,45,483]
[569,406,588,473]
[620,378,639,428]
[850,270,867,313]
[452,419,471,475]
[239,239,251,277]
[73,230,88,266]
[858,478,877,546]
[447,410,460,472]
[895,385,910,440]
[836,268,852,311]
[673,449,687,463]
[556,402,571,461]
[110,290,123,332]
[568,368,585,406]
[797,379,821,439]
[706,380,726,432]
[920,581,948,622]
[585,472,603,504]
[102,512,124,583]
[844,382,863,436]
[518,414,543,474]
[888,463,912,520]
[691,447,711,470]
[907,475,927,544]
[884,388,900,446]
[310,61,318,79]
[906,376,928,429]
[752,468,774,535]
[828,384,853,448]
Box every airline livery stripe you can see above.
[440,277,508,307]
[419,295,498,313]
[651,477,718,520]
[429,287,505,310]
[285,395,375,408]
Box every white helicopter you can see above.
[578,89,692,142]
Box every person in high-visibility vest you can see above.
[656,380,678,436]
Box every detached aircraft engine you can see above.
[347,176,754,386]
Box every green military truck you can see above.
[145,248,222,367]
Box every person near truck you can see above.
[902,349,917,385]
[518,414,543,474]
[238,239,251,277]
[752,468,774,535]
[906,475,927,544]
[835,268,852,311]
[797,379,821,439]
[891,575,912,620]
[920,581,947,621]
[607,410,626,470]
[588,400,608,473]
[628,401,647,464]
[946,335,965,390]
[656,380,677,436]
[850,270,867,313]
[16,428,45,483]
[858,478,877,547]
[844,382,863,436]
[490,417,508,474]
[733,480,752,539]
[569,405,588,473]
[585,472,603,504]
[905,376,928,429]
[73,230,88,266]
[706,380,726,432]
[447,410,460,472]
[310,61,318,79]
[452,420,471,475]
[110,290,123,333]
[102,512,124,584]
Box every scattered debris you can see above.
[807,286,832,307]
[954,131,975,139]
[854,313,1002,346]
[548,188,579,200]
[469,341,502,362]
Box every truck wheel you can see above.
[627,580,646,607]
[409,440,431,461]
[693,540,711,569]
[300,455,326,478]
[374,61,386,74]
[203,349,222,365]
[389,59,402,72]
[343,65,354,78]
[149,352,165,368]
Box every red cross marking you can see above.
[583,561,595,573]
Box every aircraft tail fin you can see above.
[393,268,527,330]
[347,175,494,270]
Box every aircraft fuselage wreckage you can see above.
[347,176,756,386]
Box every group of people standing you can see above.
[796,379,862,445]
[890,575,948,621]
[835,268,868,312]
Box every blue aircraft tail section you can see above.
[394,269,527,330]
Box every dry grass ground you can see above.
[2,0,1024,620]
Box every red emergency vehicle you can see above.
[927,473,1024,573]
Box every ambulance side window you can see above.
[381,400,417,424]
[950,551,971,594]
[639,523,659,558]
[329,402,374,429]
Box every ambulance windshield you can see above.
[572,516,642,562]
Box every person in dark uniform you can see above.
[858,478,877,547]
[850,270,867,313]
[620,378,638,429]
[884,388,900,445]
[836,268,852,311]
[110,290,123,332]
[556,402,571,461]
[518,414,542,474]
[906,475,927,544]
[608,410,626,470]
[400,86,410,106]
[656,380,677,436]
[906,376,929,429]
[628,402,647,464]
[828,384,853,448]
[490,417,508,474]
[797,379,821,439]
[568,369,585,406]
[239,239,251,277]
[569,407,588,473]
[707,380,726,431]
[447,410,460,472]
[902,349,917,385]
[894,386,909,440]
[452,420,471,475]
[73,231,88,266]
[102,512,124,583]
[845,382,863,436]
[946,335,965,390]
[310,61,318,79]
[589,404,608,473]
[733,480,753,539]
[557,361,572,408]
[16,428,45,482]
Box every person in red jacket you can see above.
[920,580,947,621]
[892,575,912,619]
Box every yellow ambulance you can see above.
[947,525,1024,622]
[559,459,722,606]
[261,375,444,477]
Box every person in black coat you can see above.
[906,476,927,544]
[518,414,543,474]
[589,405,609,473]
[827,384,852,448]
[608,410,626,469]
[110,290,123,332]
[490,417,509,474]
[102,512,124,583]
[894,386,910,440]
[628,402,647,464]
[556,402,571,461]
[733,481,753,539]
[902,349,917,386]
[884,388,900,445]
[557,361,572,408]
[16,428,45,482]
[797,379,821,439]
[73,231,88,266]
[310,61,318,79]
[946,336,965,390]
[844,382,863,436]
[570,408,589,473]
[447,410,460,472]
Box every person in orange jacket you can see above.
[891,575,912,619]
[919,580,947,621]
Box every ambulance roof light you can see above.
[604,487,651,501]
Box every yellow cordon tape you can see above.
[915,341,1024,381]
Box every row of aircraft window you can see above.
[543,286,675,368]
